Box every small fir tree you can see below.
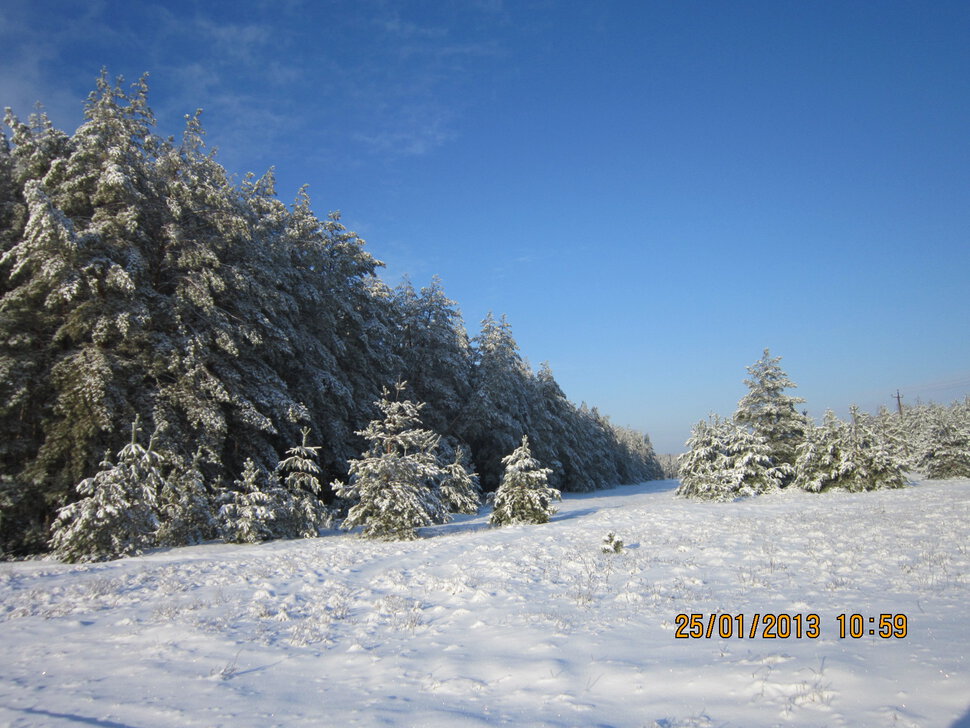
[218,458,279,544]
[677,415,783,501]
[917,409,970,479]
[334,383,445,540]
[49,419,164,562]
[795,407,907,492]
[275,427,331,537]
[734,349,808,480]
[490,435,560,526]
[437,446,481,515]
[793,411,846,493]
[601,531,624,554]
[155,449,216,547]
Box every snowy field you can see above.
[2,479,969,728]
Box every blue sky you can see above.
[2,0,969,453]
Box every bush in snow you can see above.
[676,415,783,501]
[794,407,907,492]
[437,445,481,515]
[49,420,164,562]
[334,383,445,540]
[490,435,560,526]
[601,531,624,554]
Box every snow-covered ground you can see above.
[2,479,969,728]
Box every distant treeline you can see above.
[677,350,970,501]
[0,73,661,556]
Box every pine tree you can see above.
[334,383,445,540]
[490,435,560,526]
[460,313,535,491]
[677,415,782,501]
[734,349,807,481]
[437,446,481,515]
[917,405,970,479]
[218,458,279,544]
[4,74,163,500]
[392,276,472,436]
[871,405,913,468]
[793,411,846,493]
[155,449,217,547]
[49,419,164,562]
[794,407,906,492]
[275,427,331,537]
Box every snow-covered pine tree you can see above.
[871,405,913,468]
[917,404,970,478]
[793,411,845,493]
[459,313,534,491]
[794,407,906,492]
[218,458,279,544]
[527,362,585,492]
[334,383,445,540]
[49,419,164,562]
[677,415,782,501]
[155,448,217,547]
[275,427,331,537]
[392,276,472,437]
[677,417,727,499]
[734,349,807,482]
[437,445,481,515]
[489,435,560,526]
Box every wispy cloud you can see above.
[2,0,511,172]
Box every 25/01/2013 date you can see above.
[674,613,908,639]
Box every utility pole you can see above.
[893,389,904,417]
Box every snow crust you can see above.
[2,479,969,727]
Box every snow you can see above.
[2,479,969,727]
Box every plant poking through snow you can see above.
[490,435,560,526]
[602,531,624,554]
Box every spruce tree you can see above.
[490,435,559,526]
[437,446,481,515]
[275,427,331,537]
[334,383,445,540]
[794,407,906,492]
[677,415,782,501]
[218,458,279,544]
[917,406,970,478]
[734,349,807,482]
[156,449,216,547]
[49,419,164,562]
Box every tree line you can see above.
[0,73,661,558]
[678,349,970,500]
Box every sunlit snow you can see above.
[2,479,968,727]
